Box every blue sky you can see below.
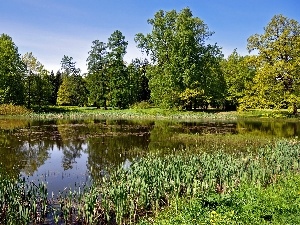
[1,0,299,73]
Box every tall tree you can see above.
[135,8,225,109]
[240,15,300,114]
[107,30,129,109]
[86,40,108,108]
[127,58,150,105]
[0,34,25,105]
[57,56,88,106]
[22,52,52,109]
[221,49,255,110]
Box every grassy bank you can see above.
[1,104,300,121]
[29,106,239,121]
[139,173,300,224]
[1,139,300,224]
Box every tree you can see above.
[86,40,108,108]
[240,15,300,114]
[106,30,129,109]
[221,49,255,110]
[22,52,52,109]
[127,58,150,105]
[0,34,25,105]
[135,8,225,109]
[57,56,88,106]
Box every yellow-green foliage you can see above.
[0,104,32,115]
[130,101,152,109]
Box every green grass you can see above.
[139,173,300,225]
[3,105,300,121]
[26,106,239,121]
[237,109,296,119]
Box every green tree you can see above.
[135,8,225,109]
[127,58,150,105]
[221,49,255,110]
[57,56,88,106]
[0,34,25,105]
[107,30,129,109]
[240,15,300,114]
[22,52,52,109]
[86,40,108,108]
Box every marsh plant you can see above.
[1,139,300,224]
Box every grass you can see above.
[139,173,300,225]
[238,109,297,119]
[2,104,300,121]
[0,105,238,121]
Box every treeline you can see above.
[0,8,299,112]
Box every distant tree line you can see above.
[0,8,299,113]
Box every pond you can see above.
[0,117,300,195]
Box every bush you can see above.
[130,101,152,109]
[0,104,32,115]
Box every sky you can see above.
[1,0,299,73]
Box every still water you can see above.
[0,118,299,195]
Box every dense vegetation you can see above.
[1,139,300,224]
[0,8,299,113]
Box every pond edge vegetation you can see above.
[1,139,300,224]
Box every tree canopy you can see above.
[135,8,225,109]
[240,15,300,113]
[0,34,25,105]
[0,11,299,113]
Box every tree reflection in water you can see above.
[1,118,300,194]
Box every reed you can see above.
[94,139,300,224]
[1,139,300,224]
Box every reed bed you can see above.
[98,139,300,224]
[1,139,300,224]
[27,108,238,121]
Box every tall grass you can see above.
[97,139,300,224]
[1,139,300,224]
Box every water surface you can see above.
[0,118,299,195]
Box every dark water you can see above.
[0,118,299,195]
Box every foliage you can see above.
[2,139,300,224]
[130,101,152,109]
[106,30,130,109]
[0,104,32,115]
[0,34,25,105]
[240,15,300,114]
[57,56,88,106]
[86,40,108,108]
[49,70,62,105]
[221,49,255,110]
[127,58,150,105]
[79,139,300,224]
[86,31,149,109]
[22,52,53,109]
[135,8,225,109]
[140,173,300,225]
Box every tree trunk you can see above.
[293,103,297,115]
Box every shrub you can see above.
[0,104,32,115]
[130,101,152,109]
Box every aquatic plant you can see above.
[1,139,300,224]
[95,139,300,224]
